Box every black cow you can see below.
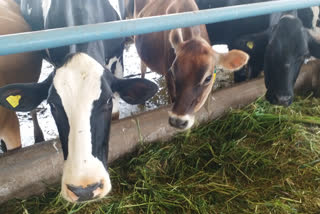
[0,0,158,202]
[195,0,273,44]
[196,0,320,82]
[233,8,320,106]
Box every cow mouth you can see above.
[168,111,195,130]
[266,90,293,107]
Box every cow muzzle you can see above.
[61,158,112,202]
[66,181,104,202]
[168,111,195,130]
[62,175,111,202]
[266,91,293,107]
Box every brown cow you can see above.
[134,0,249,130]
[0,0,43,151]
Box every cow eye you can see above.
[204,75,212,84]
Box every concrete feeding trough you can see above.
[0,60,319,204]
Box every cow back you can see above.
[43,0,124,66]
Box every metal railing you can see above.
[0,0,320,55]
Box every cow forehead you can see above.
[175,49,213,82]
[180,38,212,56]
[53,53,106,112]
[177,39,213,66]
[176,57,211,80]
[272,18,308,56]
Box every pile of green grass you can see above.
[2,95,320,214]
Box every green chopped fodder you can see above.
[1,95,320,214]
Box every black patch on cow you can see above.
[90,72,113,170]
[298,7,314,29]
[196,0,273,44]
[0,140,7,153]
[196,1,319,83]
[47,86,70,160]
[20,0,125,68]
[111,61,117,75]
[317,9,320,27]
[44,0,125,67]
[19,0,44,31]
[232,28,272,82]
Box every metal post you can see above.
[0,0,319,55]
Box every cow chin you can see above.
[61,156,111,203]
[168,111,195,130]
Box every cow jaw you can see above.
[53,53,111,202]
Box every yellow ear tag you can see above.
[212,68,217,84]
[6,95,21,108]
[247,41,254,49]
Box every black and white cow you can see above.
[19,0,125,117]
[0,0,158,202]
[233,7,320,106]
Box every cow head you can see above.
[168,28,249,130]
[264,15,320,106]
[0,53,158,202]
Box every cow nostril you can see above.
[67,181,103,202]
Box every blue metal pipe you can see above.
[0,0,320,55]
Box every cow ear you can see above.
[0,73,53,112]
[169,28,184,51]
[307,29,320,58]
[215,50,250,72]
[112,78,158,105]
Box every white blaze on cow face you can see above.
[53,53,111,202]
[311,6,320,28]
